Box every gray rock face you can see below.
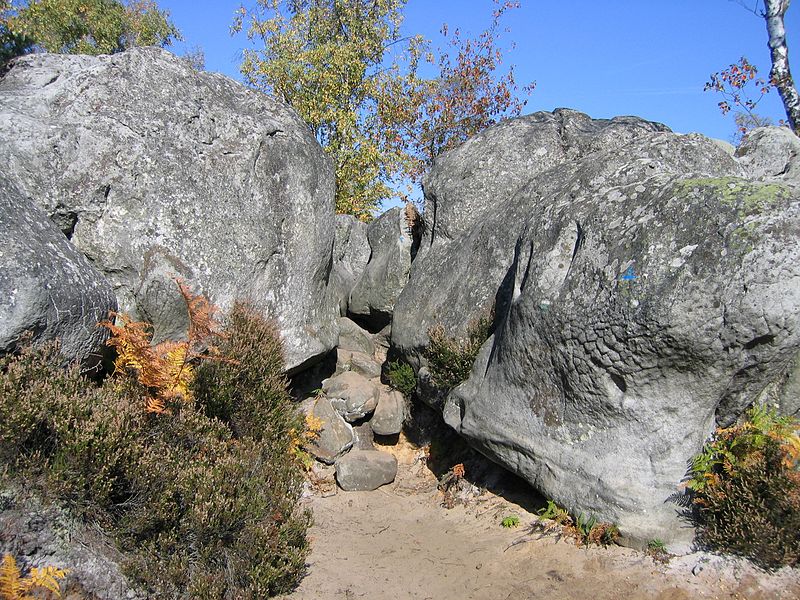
[330,215,370,316]
[349,206,416,329]
[392,109,679,363]
[371,388,405,436]
[335,450,397,491]
[0,48,337,372]
[338,317,375,356]
[351,423,375,450]
[736,126,800,183]
[1,485,144,599]
[306,397,354,465]
[421,115,800,549]
[348,351,382,379]
[322,371,379,422]
[0,176,116,366]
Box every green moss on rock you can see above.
[674,177,792,217]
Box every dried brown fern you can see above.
[101,280,223,414]
[0,553,67,599]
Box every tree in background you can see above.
[409,2,533,179]
[707,0,798,139]
[705,56,775,143]
[1,0,179,68]
[235,0,532,220]
[235,0,423,220]
[763,0,799,131]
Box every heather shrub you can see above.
[0,303,310,598]
[193,301,299,444]
[425,308,493,391]
[386,360,416,398]
[687,404,800,569]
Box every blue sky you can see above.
[158,0,799,144]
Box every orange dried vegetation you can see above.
[101,280,223,414]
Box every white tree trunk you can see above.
[764,0,800,133]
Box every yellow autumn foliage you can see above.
[0,554,67,600]
[101,279,221,414]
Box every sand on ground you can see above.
[282,436,800,600]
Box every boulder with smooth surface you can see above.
[335,450,397,491]
[0,48,337,372]
[0,176,116,367]
[322,371,379,422]
[370,388,405,436]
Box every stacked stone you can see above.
[304,317,405,491]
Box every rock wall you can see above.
[392,109,672,363]
[349,206,418,330]
[0,48,338,372]
[392,111,800,549]
[0,174,116,367]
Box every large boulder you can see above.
[392,109,674,363]
[349,206,418,330]
[0,175,116,367]
[393,110,800,549]
[0,48,337,372]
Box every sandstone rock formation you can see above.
[392,109,673,364]
[0,48,337,372]
[349,206,418,330]
[330,215,370,316]
[0,175,116,367]
[392,110,800,549]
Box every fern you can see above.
[1,554,67,599]
[101,280,222,414]
[688,403,800,568]
[688,404,800,493]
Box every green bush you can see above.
[425,309,493,391]
[193,302,299,443]
[0,305,310,598]
[386,360,416,398]
[687,404,800,570]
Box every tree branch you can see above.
[764,0,800,131]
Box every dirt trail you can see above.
[282,437,800,600]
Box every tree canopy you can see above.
[1,0,179,69]
[235,0,532,220]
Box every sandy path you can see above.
[282,438,800,600]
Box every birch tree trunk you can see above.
[764,0,800,133]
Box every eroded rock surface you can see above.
[391,110,800,549]
[0,48,337,372]
[0,175,116,366]
[392,109,676,363]
[349,206,417,330]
